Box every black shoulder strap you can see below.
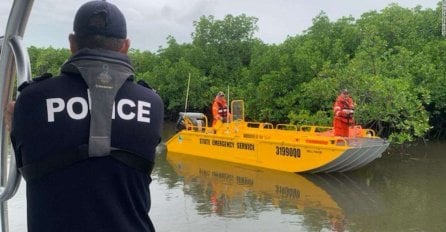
[19,145,154,181]
[18,73,53,92]
[137,80,153,90]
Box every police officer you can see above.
[11,1,163,231]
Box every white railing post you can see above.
[0,0,34,231]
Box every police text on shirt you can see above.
[46,91,151,123]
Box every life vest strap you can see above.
[19,145,154,181]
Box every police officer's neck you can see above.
[68,34,130,55]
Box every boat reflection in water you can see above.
[167,152,383,231]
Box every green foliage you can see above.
[27,2,445,143]
[139,58,209,113]
[128,48,158,76]
[288,109,331,126]
[191,14,258,84]
[28,46,70,76]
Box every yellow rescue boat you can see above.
[166,100,389,173]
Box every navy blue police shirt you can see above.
[11,49,163,232]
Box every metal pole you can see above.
[0,35,32,202]
[0,0,35,231]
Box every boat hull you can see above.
[166,130,389,173]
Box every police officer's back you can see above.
[11,1,163,231]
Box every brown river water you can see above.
[7,123,446,231]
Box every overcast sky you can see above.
[1,0,441,52]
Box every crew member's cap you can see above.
[217,91,225,97]
[73,0,127,39]
[341,88,349,94]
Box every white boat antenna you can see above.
[227,85,230,123]
[184,73,191,113]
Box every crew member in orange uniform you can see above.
[333,89,355,137]
[212,91,229,126]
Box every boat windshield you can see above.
[231,100,244,121]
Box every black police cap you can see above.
[73,0,127,39]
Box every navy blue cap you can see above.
[73,1,127,39]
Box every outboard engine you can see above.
[175,114,187,132]
[175,112,207,132]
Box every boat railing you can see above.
[299,125,333,133]
[0,35,29,202]
[238,122,274,139]
[301,135,349,147]
[261,134,349,148]
[270,124,350,147]
[299,125,379,139]
[211,120,351,147]
[276,124,298,131]
[1,1,34,231]
[347,126,378,138]
[245,122,269,129]
[363,128,376,137]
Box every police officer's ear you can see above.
[68,33,78,54]
[119,38,130,54]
